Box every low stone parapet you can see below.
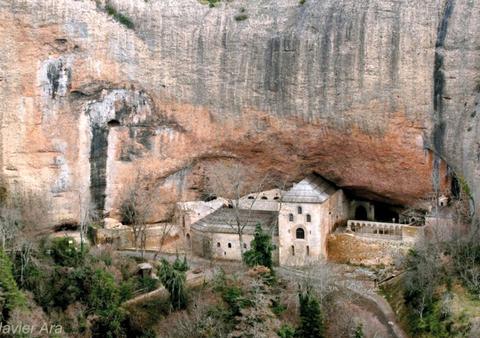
[347,220,424,242]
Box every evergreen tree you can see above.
[296,286,324,338]
[243,224,274,269]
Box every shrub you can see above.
[120,197,138,225]
[105,3,134,29]
[87,269,120,313]
[353,323,364,338]
[299,0,306,5]
[158,258,188,310]
[49,267,85,309]
[278,323,296,338]
[138,275,159,293]
[213,270,252,318]
[234,14,248,21]
[88,269,126,337]
[49,237,85,267]
[207,0,221,7]
[119,278,136,302]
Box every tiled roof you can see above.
[191,208,278,235]
[282,174,338,204]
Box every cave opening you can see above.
[373,202,400,223]
[107,119,121,127]
[451,174,460,200]
[354,205,368,220]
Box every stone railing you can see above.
[347,220,424,242]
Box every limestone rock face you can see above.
[0,0,478,223]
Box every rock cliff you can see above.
[0,0,478,223]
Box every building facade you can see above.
[189,174,349,266]
[277,176,349,266]
[190,208,279,262]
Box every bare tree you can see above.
[204,161,273,257]
[119,173,158,258]
[0,207,21,250]
[78,192,98,251]
[153,220,175,260]
[0,182,51,286]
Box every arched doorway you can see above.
[355,205,368,220]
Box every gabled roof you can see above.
[191,208,278,235]
[282,174,338,204]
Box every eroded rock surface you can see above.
[0,0,478,223]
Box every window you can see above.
[306,245,310,256]
[247,196,254,199]
[289,213,294,222]
[228,243,232,248]
[297,206,302,214]
[273,196,279,200]
[261,196,268,200]
[217,242,221,248]
[296,228,305,239]
[291,245,295,256]
[243,243,247,249]
[306,214,311,222]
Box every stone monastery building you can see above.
[190,174,350,266]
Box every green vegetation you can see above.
[5,235,162,337]
[234,14,248,21]
[296,286,325,338]
[234,8,248,22]
[158,256,189,310]
[105,3,134,29]
[354,323,364,338]
[0,248,25,322]
[49,236,85,267]
[278,323,296,338]
[393,235,480,337]
[243,224,274,269]
[299,0,306,5]
[89,269,126,338]
[199,0,221,7]
[208,0,221,7]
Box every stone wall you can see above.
[96,223,184,253]
[327,233,412,266]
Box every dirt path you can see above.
[278,265,408,338]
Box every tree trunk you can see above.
[238,230,245,259]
